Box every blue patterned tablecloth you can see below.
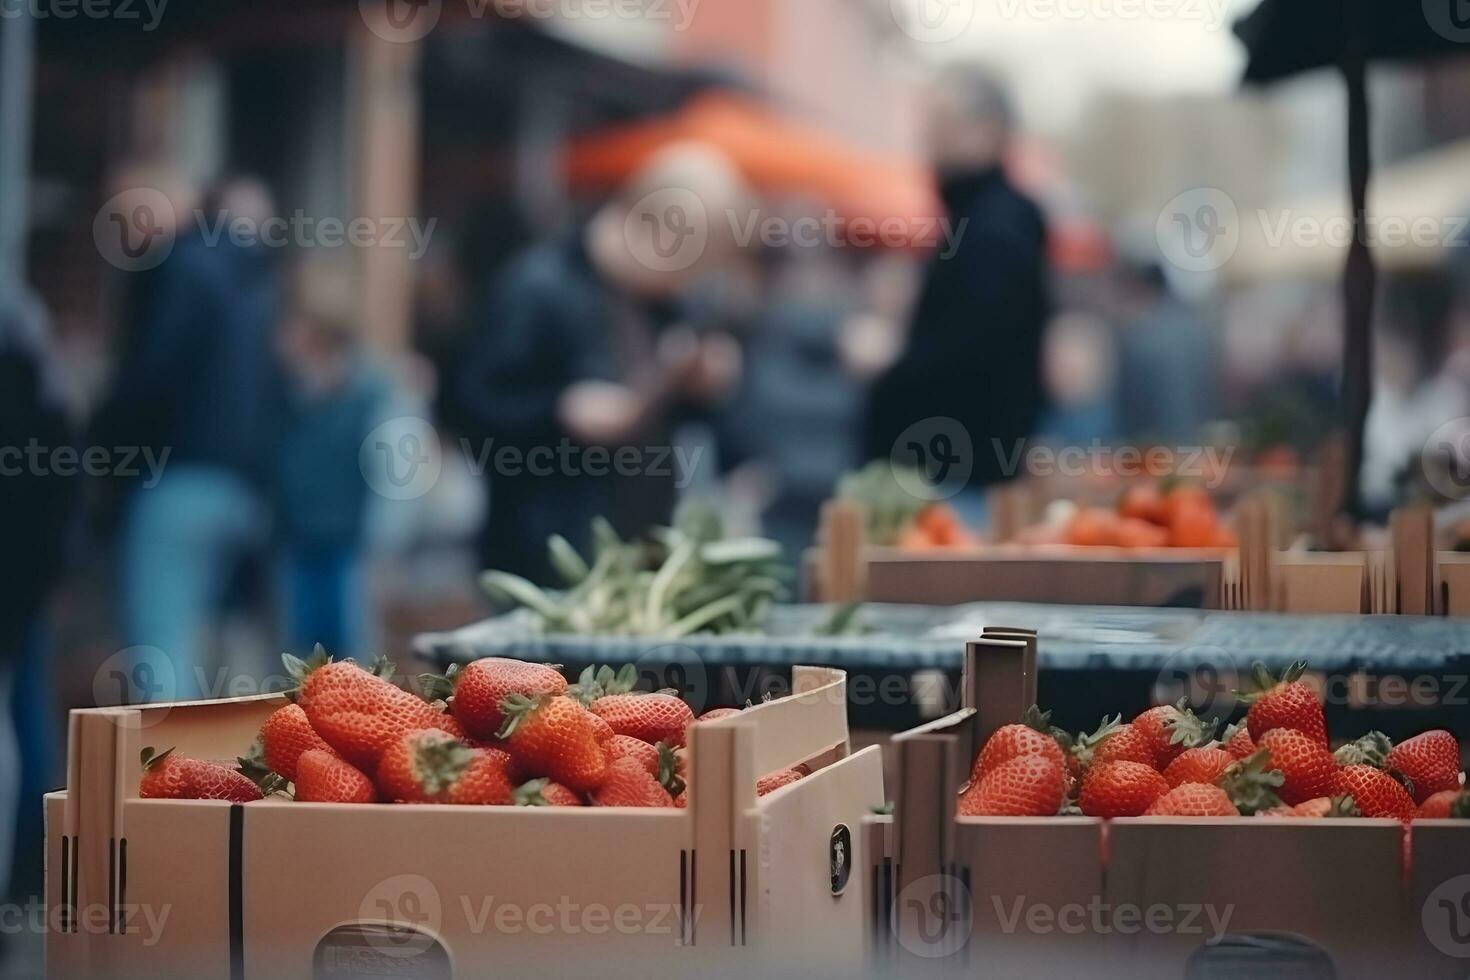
[415,603,1470,674]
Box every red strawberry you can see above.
[423,658,568,741]
[1239,661,1327,748]
[295,750,377,804]
[1257,728,1338,806]
[376,729,514,805]
[697,707,744,723]
[258,704,338,782]
[590,756,675,808]
[1387,731,1463,805]
[499,695,609,793]
[606,735,662,775]
[1075,717,1156,771]
[139,748,262,802]
[1145,783,1238,817]
[1132,700,1217,768]
[1334,764,1416,822]
[1417,790,1470,820]
[975,706,1068,781]
[757,768,805,797]
[1163,747,1237,788]
[514,779,585,806]
[1221,721,1256,760]
[1260,796,1361,819]
[286,651,462,774]
[1078,761,1169,818]
[959,753,1067,817]
[587,693,695,749]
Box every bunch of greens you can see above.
[836,461,928,546]
[480,504,787,637]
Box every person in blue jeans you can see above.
[275,280,393,655]
[93,176,284,700]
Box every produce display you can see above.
[479,508,786,636]
[958,661,1467,821]
[142,648,804,808]
[1017,481,1238,550]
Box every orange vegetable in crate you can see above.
[1167,498,1221,549]
[1117,484,1167,526]
[1115,518,1169,549]
[1064,507,1120,547]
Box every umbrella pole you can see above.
[1339,50,1375,528]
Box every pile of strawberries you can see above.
[139,649,806,808]
[959,661,1468,822]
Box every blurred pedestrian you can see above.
[459,144,748,582]
[0,286,77,901]
[1113,261,1217,444]
[864,65,1051,501]
[93,174,284,699]
[275,269,393,654]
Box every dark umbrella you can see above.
[1234,0,1469,527]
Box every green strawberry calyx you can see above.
[139,746,175,772]
[418,663,462,704]
[1070,714,1124,771]
[1219,749,1285,816]
[497,692,555,740]
[656,742,686,798]
[513,778,553,807]
[1333,731,1393,769]
[1451,792,1470,820]
[411,731,474,797]
[236,739,290,797]
[1235,660,1310,707]
[1325,795,1362,818]
[568,664,638,707]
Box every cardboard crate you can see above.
[46,667,884,979]
[878,630,1460,979]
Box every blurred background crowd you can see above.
[3,0,1470,966]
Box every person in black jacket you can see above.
[864,65,1051,496]
[458,145,748,582]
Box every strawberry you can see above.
[1417,790,1470,820]
[514,779,585,806]
[1221,720,1256,760]
[1163,747,1237,789]
[757,768,805,797]
[421,658,568,741]
[958,753,1067,817]
[257,704,338,782]
[1257,728,1338,806]
[697,707,744,723]
[587,693,695,749]
[590,756,675,808]
[139,747,262,802]
[499,694,609,793]
[1386,730,1463,805]
[1074,717,1156,771]
[377,729,514,805]
[1260,796,1361,819]
[974,706,1068,781]
[1238,661,1327,748]
[295,750,377,804]
[1078,761,1169,818]
[606,735,662,775]
[285,651,462,774]
[1145,783,1238,817]
[1131,699,1217,768]
[1334,764,1416,822]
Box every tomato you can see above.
[1118,484,1167,526]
